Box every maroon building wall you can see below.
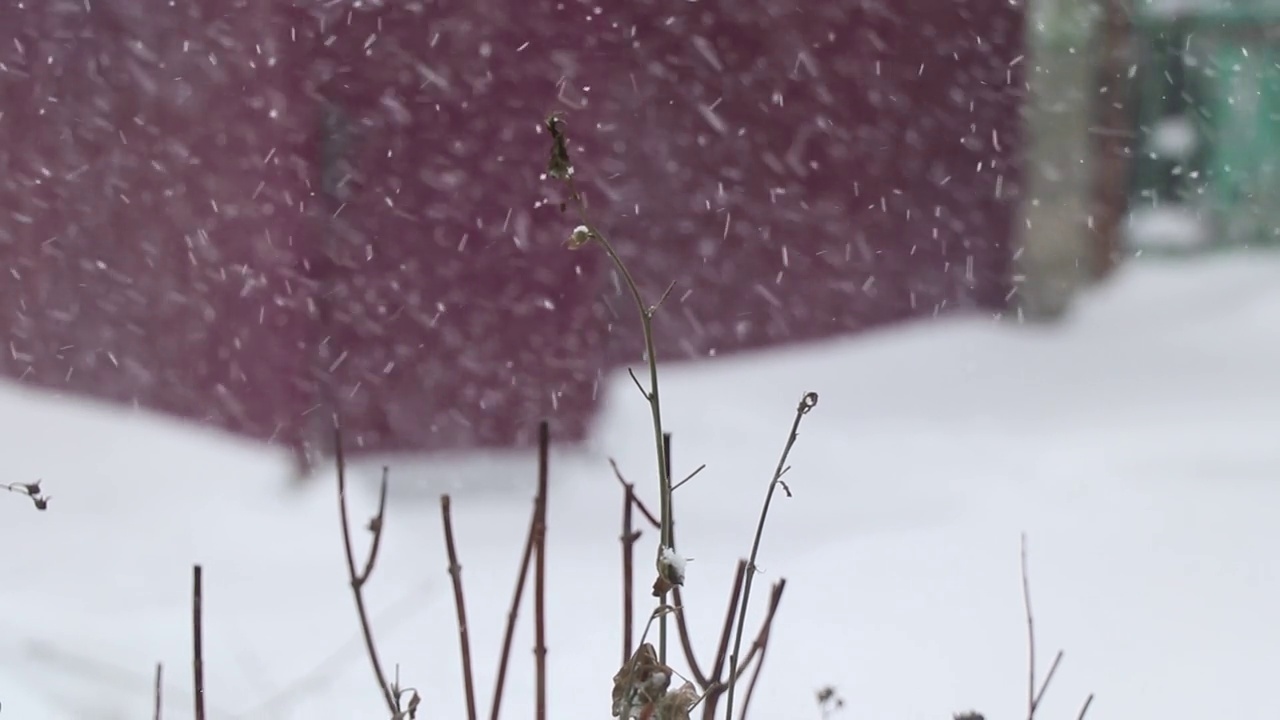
[0,0,1024,460]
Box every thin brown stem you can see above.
[611,459,659,527]
[701,576,778,717]
[533,422,550,720]
[1076,693,1095,720]
[192,565,206,720]
[724,393,818,720]
[1033,650,1064,712]
[615,457,712,689]
[441,495,479,720]
[153,662,163,720]
[708,562,747,683]
[334,425,397,715]
[621,482,641,667]
[548,114,672,661]
[1022,534,1065,720]
[489,422,549,720]
[736,627,770,720]
[671,463,707,492]
[1023,533,1035,719]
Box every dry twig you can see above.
[534,422,550,720]
[334,425,397,715]
[153,662,163,720]
[724,392,818,720]
[192,565,206,720]
[616,460,786,720]
[441,494,479,720]
[489,421,551,720]
[1076,693,1094,720]
[620,477,641,666]
[547,113,674,661]
[1022,534,1064,720]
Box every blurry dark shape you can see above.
[1089,0,1138,277]
[0,0,1025,465]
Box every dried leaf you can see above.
[654,681,698,720]
[612,643,673,719]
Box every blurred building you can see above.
[0,0,1027,464]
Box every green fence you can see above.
[1130,0,1280,250]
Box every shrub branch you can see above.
[334,425,398,716]
[441,494,479,720]
[724,392,818,720]
[546,113,674,662]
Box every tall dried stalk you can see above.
[153,662,163,720]
[490,421,551,720]
[334,425,398,715]
[546,113,674,662]
[441,495,479,720]
[534,422,550,720]
[614,459,787,720]
[723,392,818,720]
[191,565,206,720]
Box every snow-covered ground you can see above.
[3,252,1278,720]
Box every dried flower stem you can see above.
[1023,534,1064,720]
[724,392,818,720]
[620,479,641,666]
[534,422,550,720]
[153,662,163,720]
[547,114,673,662]
[334,426,397,715]
[441,495,479,720]
[489,422,550,720]
[617,462,786,719]
[1076,693,1095,720]
[192,565,206,720]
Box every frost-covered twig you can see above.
[546,112,675,662]
[724,392,818,720]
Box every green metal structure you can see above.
[1130,0,1280,249]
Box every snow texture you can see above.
[2,252,1279,720]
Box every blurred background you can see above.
[1,1,1278,719]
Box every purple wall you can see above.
[0,0,1024,460]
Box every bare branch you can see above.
[671,464,708,492]
[611,460,660,528]
[441,495,479,720]
[1076,693,1095,720]
[621,481,641,667]
[547,113,673,661]
[627,367,651,400]
[192,565,206,720]
[1023,534,1065,720]
[489,422,549,720]
[335,424,398,715]
[724,392,818,720]
[651,280,678,314]
[534,423,550,720]
[153,662,163,720]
